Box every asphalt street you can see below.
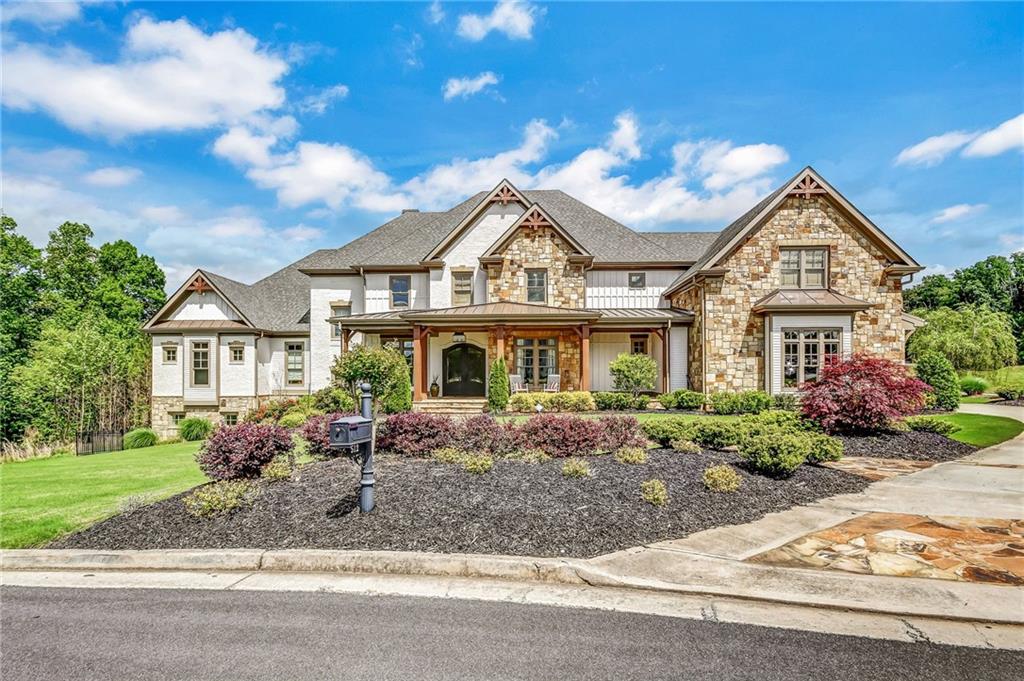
[2,586,1020,680]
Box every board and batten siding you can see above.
[767,314,853,394]
[585,270,683,309]
[589,332,673,393]
[669,326,688,391]
[168,291,240,321]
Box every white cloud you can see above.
[426,1,445,24]
[999,232,1024,253]
[3,17,289,137]
[962,113,1024,158]
[394,27,424,68]
[931,203,987,224]
[4,146,87,171]
[139,205,187,223]
[82,166,142,187]
[443,71,500,101]
[894,130,977,167]
[282,224,324,241]
[213,126,279,168]
[298,84,350,115]
[696,142,789,191]
[457,0,541,41]
[1,1,81,28]
[895,113,1024,167]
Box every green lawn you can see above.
[0,441,205,549]
[931,413,1024,449]
[961,395,996,404]
[960,365,1024,387]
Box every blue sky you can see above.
[2,1,1021,288]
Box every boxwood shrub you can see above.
[642,417,695,447]
[994,384,1024,401]
[592,391,650,411]
[903,416,961,435]
[739,433,811,477]
[915,351,960,411]
[709,390,772,415]
[658,389,706,411]
[508,391,597,413]
[179,417,214,441]
[124,428,158,449]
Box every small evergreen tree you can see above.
[914,351,960,411]
[488,357,510,412]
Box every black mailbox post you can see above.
[329,382,376,513]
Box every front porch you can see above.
[331,302,691,406]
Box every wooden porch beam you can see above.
[660,325,669,392]
[341,329,352,355]
[413,325,427,402]
[495,326,506,365]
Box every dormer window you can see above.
[526,269,547,303]
[781,248,828,289]
[390,276,411,308]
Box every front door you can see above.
[442,343,486,396]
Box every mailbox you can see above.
[329,415,373,449]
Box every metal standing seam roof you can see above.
[331,304,695,326]
[751,288,874,312]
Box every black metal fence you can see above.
[75,431,124,455]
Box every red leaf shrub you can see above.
[458,414,518,456]
[197,423,294,480]
[598,415,647,451]
[800,354,929,433]
[377,412,459,457]
[298,411,356,458]
[515,414,606,458]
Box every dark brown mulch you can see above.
[835,430,977,462]
[52,450,871,558]
[997,399,1024,407]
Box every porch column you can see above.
[413,325,427,401]
[341,329,351,355]
[579,325,590,392]
[661,326,670,392]
[496,326,506,365]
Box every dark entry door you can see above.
[442,343,486,397]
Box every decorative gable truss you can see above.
[143,269,256,332]
[421,178,532,263]
[478,203,594,266]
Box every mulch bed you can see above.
[53,450,871,558]
[835,430,977,462]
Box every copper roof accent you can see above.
[751,289,874,313]
[330,304,694,328]
[146,319,254,332]
[592,308,693,323]
[401,302,601,322]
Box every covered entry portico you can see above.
[331,302,691,404]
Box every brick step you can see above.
[413,398,488,415]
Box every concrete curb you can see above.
[4,548,1021,625]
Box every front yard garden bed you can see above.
[836,430,977,462]
[53,449,870,558]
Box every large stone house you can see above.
[144,167,923,435]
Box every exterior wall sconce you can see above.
[452,331,466,343]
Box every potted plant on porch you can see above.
[430,376,440,398]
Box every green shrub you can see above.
[805,433,844,463]
[908,305,1016,372]
[709,390,772,415]
[277,411,308,429]
[505,448,551,463]
[609,353,658,396]
[332,345,410,412]
[640,479,668,506]
[178,417,214,441]
[431,446,469,464]
[124,428,158,449]
[662,389,706,410]
[381,361,412,414]
[903,416,961,435]
[462,453,494,474]
[593,391,649,410]
[887,418,911,433]
[994,384,1024,401]
[958,376,988,396]
[488,358,510,412]
[739,410,814,438]
[508,391,596,412]
[562,458,591,478]
[614,447,648,464]
[689,420,742,449]
[670,438,701,454]
[183,480,260,517]
[739,433,810,477]
[771,393,800,411]
[261,456,294,481]
[312,386,356,413]
[702,465,741,492]
[915,351,960,411]
[642,417,694,446]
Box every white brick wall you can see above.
[430,204,524,306]
[218,335,256,396]
[169,291,239,321]
[151,335,183,397]
[309,275,364,390]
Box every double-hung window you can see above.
[526,269,547,303]
[191,342,209,386]
[780,248,828,289]
[451,271,473,306]
[331,303,351,338]
[783,329,841,389]
[286,342,304,386]
[389,276,411,308]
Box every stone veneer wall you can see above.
[671,195,904,394]
[673,285,705,392]
[150,396,257,438]
[487,328,581,392]
[486,226,586,308]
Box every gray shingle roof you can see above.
[640,231,720,261]
[202,266,311,334]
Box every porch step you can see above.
[413,398,488,415]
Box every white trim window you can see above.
[162,346,177,363]
[286,342,304,386]
[331,303,351,338]
[229,344,244,364]
[526,269,547,303]
[191,342,210,386]
[389,276,411,309]
[780,248,828,289]
[451,270,473,306]
[782,329,841,389]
